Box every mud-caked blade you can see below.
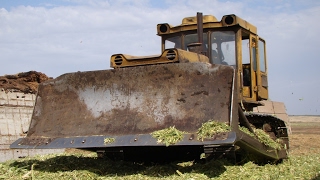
[21,63,235,142]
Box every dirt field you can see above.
[289,116,320,155]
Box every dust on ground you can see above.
[290,115,320,122]
[289,115,320,134]
[0,71,51,94]
[289,116,320,155]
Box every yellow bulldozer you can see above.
[11,13,289,163]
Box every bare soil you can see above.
[289,116,320,155]
[0,71,51,94]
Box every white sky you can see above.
[1,0,320,115]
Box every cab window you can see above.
[183,33,208,50]
[211,31,236,66]
[165,36,181,49]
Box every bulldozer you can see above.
[11,13,289,163]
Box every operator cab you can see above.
[157,14,269,104]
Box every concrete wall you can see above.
[0,89,63,162]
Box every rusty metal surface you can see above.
[25,63,234,140]
[196,12,205,55]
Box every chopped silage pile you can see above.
[197,120,230,141]
[239,126,283,150]
[151,126,185,146]
[104,138,115,144]
[239,126,255,137]
[1,149,320,180]
[151,121,231,146]
[150,120,283,150]
[254,129,283,150]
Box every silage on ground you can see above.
[1,122,319,180]
[1,151,320,180]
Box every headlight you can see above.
[114,55,123,65]
[224,15,234,25]
[157,23,170,34]
[165,50,176,60]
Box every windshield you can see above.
[165,36,181,49]
[164,30,236,66]
[211,31,236,66]
[165,33,207,50]
[184,33,208,51]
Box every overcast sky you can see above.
[1,0,319,115]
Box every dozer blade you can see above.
[11,62,237,149]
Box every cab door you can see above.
[256,38,268,100]
[240,32,257,101]
[248,35,258,100]
[240,33,268,101]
